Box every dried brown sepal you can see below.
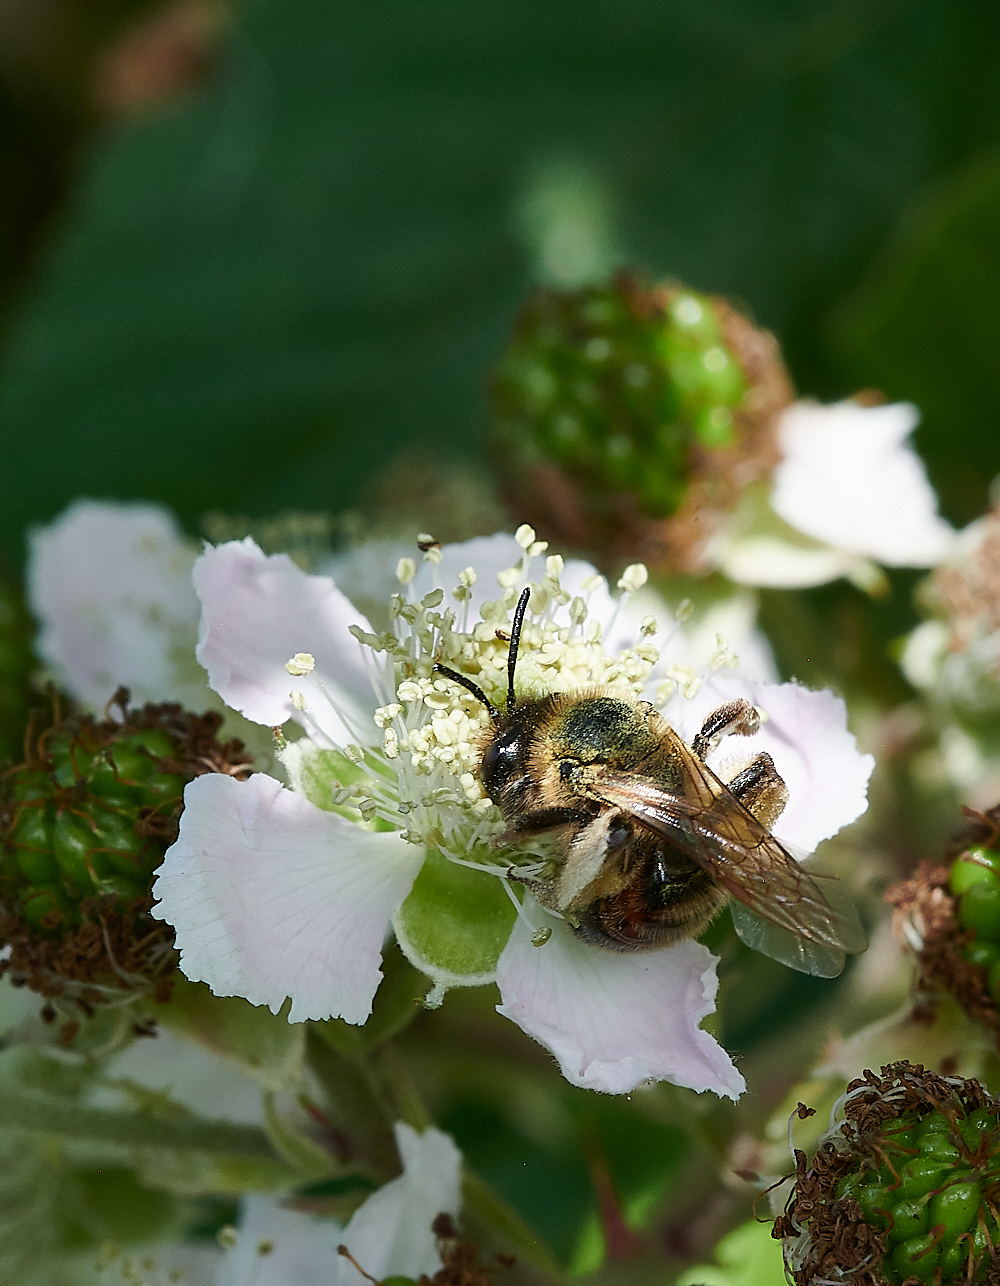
[957,804,1000,857]
[775,1061,996,1286]
[337,1213,512,1286]
[886,856,1000,1037]
[0,893,177,1003]
[416,1211,513,1286]
[496,272,793,574]
[923,508,1000,662]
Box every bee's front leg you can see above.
[724,751,789,831]
[691,698,760,761]
[496,806,593,845]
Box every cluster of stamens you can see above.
[282,526,742,877]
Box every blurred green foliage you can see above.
[0,0,999,555]
[830,155,1000,525]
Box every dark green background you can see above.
[1,0,998,549]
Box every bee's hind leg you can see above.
[724,751,789,831]
[691,698,760,761]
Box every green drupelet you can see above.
[952,848,1000,1000]
[835,1104,1000,1284]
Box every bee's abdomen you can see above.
[572,848,727,951]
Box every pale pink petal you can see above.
[414,532,525,609]
[194,539,376,745]
[495,915,745,1099]
[329,533,539,627]
[151,774,423,1023]
[27,500,206,710]
[668,673,874,853]
[772,400,955,567]
[324,538,412,623]
[337,1123,462,1285]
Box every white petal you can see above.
[324,538,413,622]
[668,673,874,853]
[27,500,206,710]
[414,532,525,607]
[495,914,745,1099]
[337,1123,463,1284]
[647,591,778,685]
[217,1196,342,1286]
[559,559,646,655]
[151,774,423,1023]
[771,400,955,566]
[194,539,377,745]
[718,534,862,589]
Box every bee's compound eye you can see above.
[480,728,522,791]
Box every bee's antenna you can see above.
[507,586,531,714]
[432,664,499,722]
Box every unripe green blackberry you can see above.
[490,271,792,572]
[887,815,1000,1035]
[776,1062,1000,1286]
[0,690,252,1005]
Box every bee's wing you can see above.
[584,766,867,978]
[728,898,855,979]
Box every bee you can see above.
[435,587,867,978]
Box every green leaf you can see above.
[677,1217,785,1286]
[828,155,1000,527]
[392,849,517,994]
[147,977,304,1091]
[461,1168,563,1280]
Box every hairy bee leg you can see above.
[557,812,633,909]
[724,751,789,831]
[691,698,760,761]
[496,805,593,844]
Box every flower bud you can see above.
[0,689,252,1007]
[776,1061,1000,1286]
[490,271,792,572]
